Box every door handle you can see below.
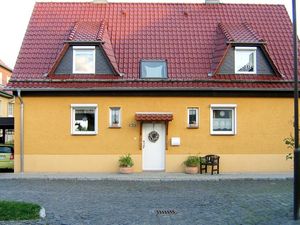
[142,140,145,149]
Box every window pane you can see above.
[213,109,233,131]
[74,50,94,73]
[74,109,95,132]
[0,147,13,153]
[110,108,120,126]
[236,51,255,72]
[111,109,120,124]
[8,103,13,116]
[141,61,167,78]
[189,109,197,125]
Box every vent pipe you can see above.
[205,0,220,3]
[93,0,108,3]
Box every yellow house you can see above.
[0,59,14,144]
[7,1,295,173]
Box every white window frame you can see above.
[72,46,96,74]
[210,104,237,135]
[70,104,98,135]
[187,107,199,128]
[109,107,121,128]
[234,47,257,74]
[7,103,13,117]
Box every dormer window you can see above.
[73,46,95,74]
[140,60,167,78]
[235,47,257,74]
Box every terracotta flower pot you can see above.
[119,167,133,174]
[185,166,198,174]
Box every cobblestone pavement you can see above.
[0,179,299,225]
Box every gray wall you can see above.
[218,47,274,75]
[55,46,115,75]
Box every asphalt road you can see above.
[0,179,299,225]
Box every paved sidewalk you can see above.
[0,172,293,181]
[0,179,298,225]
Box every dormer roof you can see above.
[48,21,119,75]
[218,22,264,44]
[68,21,104,42]
[211,22,281,76]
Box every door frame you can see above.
[141,121,167,171]
[139,121,169,151]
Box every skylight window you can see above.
[140,60,167,78]
[73,46,95,74]
[235,47,257,74]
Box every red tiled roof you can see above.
[135,112,173,121]
[69,21,104,41]
[0,59,12,72]
[219,22,264,43]
[7,3,297,91]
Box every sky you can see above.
[0,0,298,69]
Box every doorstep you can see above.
[0,172,293,181]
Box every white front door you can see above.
[142,122,166,171]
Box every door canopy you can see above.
[135,112,173,121]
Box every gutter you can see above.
[17,90,24,173]
[5,87,298,92]
[7,78,296,83]
[0,90,14,98]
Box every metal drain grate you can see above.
[155,209,177,216]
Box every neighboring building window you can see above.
[73,46,95,74]
[187,107,199,128]
[210,104,237,135]
[7,103,13,117]
[109,107,121,127]
[235,47,257,74]
[0,100,2,116]
[71,104,98,135]
[140,60,167,78]
[0,72,2,85]
[6,76,10,84]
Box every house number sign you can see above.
[148,131,159,143]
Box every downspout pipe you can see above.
[17,89,24,173]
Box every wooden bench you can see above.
[199,155,220,175]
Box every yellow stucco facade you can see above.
[0,96,13,117]
[13,96,293,173]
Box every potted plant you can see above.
[184,156,200,174]
[119,154,134,174]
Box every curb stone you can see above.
[0,172,293,181]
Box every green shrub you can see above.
[119,154,134,167]
[184,156,200,167]
[283,134,294,160]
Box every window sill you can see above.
[72,72,96,74]
[187,125,199,129]
[210,133,236,136]
[109,126,121,129]
[234,72,257,75]
[71,132,97,136]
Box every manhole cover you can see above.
[155,209,177,216]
